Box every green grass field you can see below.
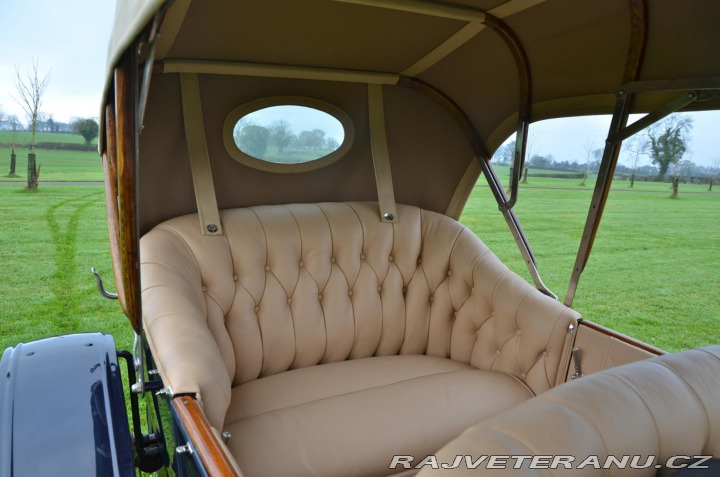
[0,147,103,181]
[0,130,97,145]
[0,186,131,352]
[0,130,102,182]
[0,178,717,353]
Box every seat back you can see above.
[140,202,579,428]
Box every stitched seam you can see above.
[226,367,484,423]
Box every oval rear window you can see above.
[224,98,354,173]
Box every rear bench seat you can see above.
[140,202,581,477]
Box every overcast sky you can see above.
[0,1,718,167]
[0,0,115,123]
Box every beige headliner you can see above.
[102,0,720,234]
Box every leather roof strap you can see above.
[180,73,224,236]
[367,84,398,223]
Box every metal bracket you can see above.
[130,332,147,395]
[90,267,118,300]
[176,444,194,455]
[570,347,583,379]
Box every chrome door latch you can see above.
[571,347,583,379]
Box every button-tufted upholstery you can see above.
[416,345,720,476]
[140,202,580,476]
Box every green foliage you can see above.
[646,115,693,180]
[71,118,100,146]
[236,124,270,158]
[0,130,97,145]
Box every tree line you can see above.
[492,115,720,182]
[235,119,341,159]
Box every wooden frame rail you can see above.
[173,396,240,476]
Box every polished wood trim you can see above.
[579,320,664,356]
[102,102,127,314]
[115,51,142,333]
[173,396,240,477]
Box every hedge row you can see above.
[0,142,96,152]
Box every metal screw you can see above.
[383,213,395,221]
[206,224,219,233]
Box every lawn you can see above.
[461,181,720,351]
[0,186,131,352]
[0,146,104,182]
[0,180,718,354]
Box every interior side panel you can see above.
[566,320,661,381]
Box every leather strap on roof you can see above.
[180,73,224,236]
[368,84,398,223]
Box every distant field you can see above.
[0,181,717,353]
[461,182,719,351]
[0,130,97,146]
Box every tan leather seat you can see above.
[140,202,580,476]
[417,345,720,476]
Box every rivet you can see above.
[360,254,365,260]
[330,257,336,263]
[298,261,304,268]
[429,295,434,302]
[254,306,260,313]
[447,270,453,276]
[383,213,395,221]
[264,265,271,272]
[521,373,526,379]
[388,256,394,262]
[417,258,422,264]
[202,286,207,292]
[287,298,292,304]
[543,351,548,357]
[377,286,382,292]
[348,290,353,297]
[496,350,501,355]
[206,224,218,233]
[233,275,238,281]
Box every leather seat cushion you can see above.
[223,355,533,477]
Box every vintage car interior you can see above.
[1,0,718,476]
[101,0,720,475]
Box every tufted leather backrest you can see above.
[141,202,579,429]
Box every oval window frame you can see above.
[223,97,355,173]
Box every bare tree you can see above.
[13,59,50,189]
[625,136,647,188]
[708,157,720,192]
[579,139,596,186]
